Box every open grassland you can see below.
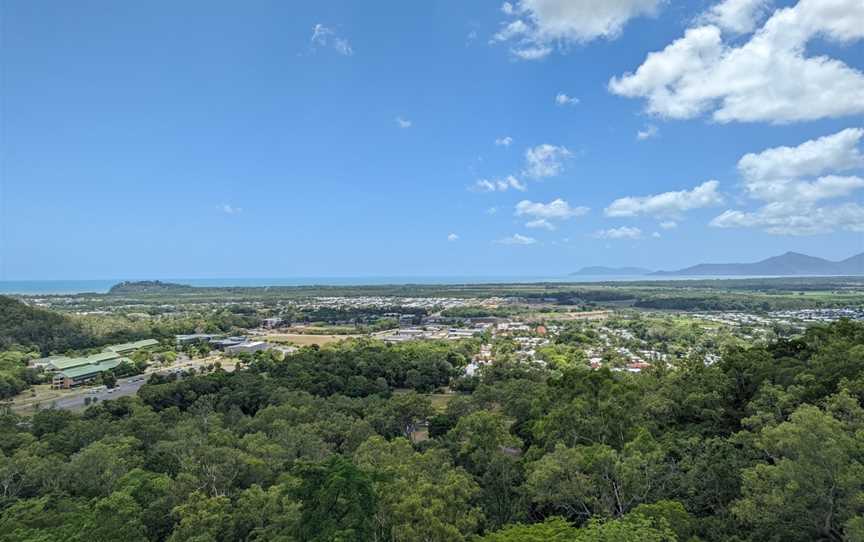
[266,333,359,347]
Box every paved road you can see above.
[11,358,232,413]
[48,375,151,410]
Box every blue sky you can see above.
[2,0,863,280]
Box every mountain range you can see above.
[572,252,864,277]
[653,251,864,276]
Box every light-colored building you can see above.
[225,341,269,355]
[262,317,284,328]
[176,334,218,345]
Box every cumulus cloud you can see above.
[310,24,353,56]
[592,226,643,240]
[474,144,571,194]
[697,0,772,34]
[555,93,579,106]
[711,128,864,235]
[516,198,589,219]
[637,124,659,140]
[492,0,665,59]
[495,136,514,147]
[497,233,537,245]
[222,204,242,215]
[524,144,572,178]
[447,233,460,241]
[472,176,527,192]
[526,219,556,230]
[659,220,678,229]
[395,116,412,128]
[711,202,864,235]
[737,128,864,201]
[604,180,724,218]
[609,0,864,123]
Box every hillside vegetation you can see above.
[0,320,862,541]
[0,297,93,353]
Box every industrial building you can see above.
[224,341,269,355]
[45,339,159,389]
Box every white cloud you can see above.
[659,220,678,229]
[737,128,864,200]
[472,175,527,192]
[593,226,643,240]
[395,116,412,129]
[222,204,242,215]
[475,143,571,194]
[512,46,554,60]
[609,0,864,123]
[495,136,514,147]
[652,231,662,238]
[525,219,556,230]
[524,144,572,178]
[555,93,579,106]
[604,180,724,218]
[497,233,537,245]
[310,24,353,56]
[516,198,589,219]
[447,233,460,241]
[711,202,864,235]
[711,128,864,235]
[492,0,665,59]
[637,124,659,140]
[698,0,772,34]
[486,206,498,215]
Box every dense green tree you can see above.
[732,397,864,542]
[169,492,235,542]
[354,436,483,541]
[292,455,377,542]
[476,515,677,542]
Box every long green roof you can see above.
[104,339,159,353]
[48,351,121,371]
[57,358,126,379]
[47,339,158,370]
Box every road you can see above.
[9,357,233,413]
[47,374,150,410]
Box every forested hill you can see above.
[108,281,192,295]
[1,320,863,541]
[656,251,864,276]
[0,296,93,353]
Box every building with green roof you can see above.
[45,338,158,389]
[52,358,128,389]
[104,339,159,354]
[46,351,120,371]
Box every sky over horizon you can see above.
[2,0,864,280]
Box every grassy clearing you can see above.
[427,393,453,412]
[266,333,359,347]
[393,389,455,412]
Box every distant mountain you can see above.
[654,251,864,276]
[839,253,864,275]
[572,266,652,276]
[108,280,192,294]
